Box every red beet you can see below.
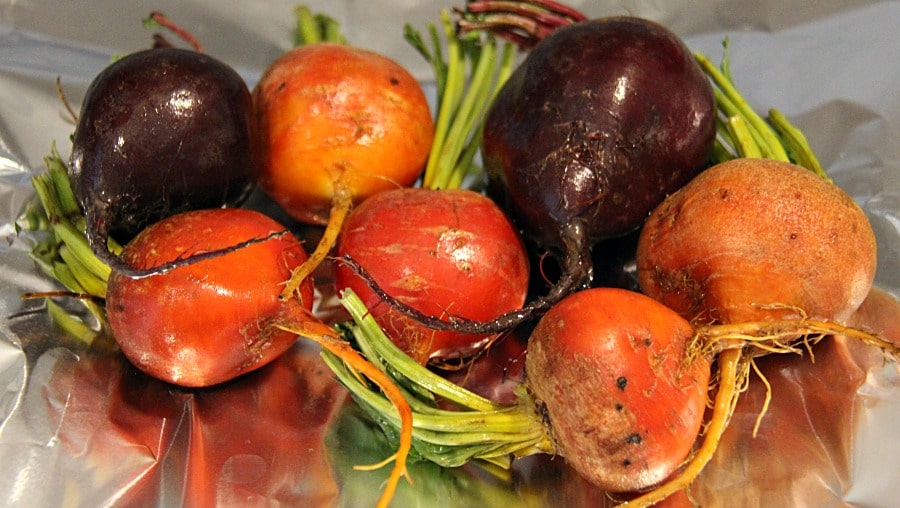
[333,188,530,364]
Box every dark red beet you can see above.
[70,47,259,269]
[482,16,716,306]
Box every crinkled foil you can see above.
[1,1,898,507]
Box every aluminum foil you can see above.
[1,1,898,506]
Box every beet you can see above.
[342,15,717,336]
[69,47,259,272]
[482,16,716,306]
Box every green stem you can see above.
[46,299,100,346]
[431,38,497,190]
[445,41,518,190]
[44,150,80,217]
[322,349,527,468]
[342,288,504,412]
[329,289,554,469]
[58,245,108,297]
[767,108,830,181]
[698,47,830,181]
[322,17,346,44]
[404,23,447,101]
[30,167,111,287]
[712,87,770,158]
[724,116,762,159]
[50,261,86,294]
[696,51,790,162]
[421,10,465,189]
[294,5,321,44]
[52,219,111,281]
[294,4,347,45]
[23,145,112,336]
[711,139,734,164]
[408,10,517,190]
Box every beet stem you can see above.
[315,289,553,467]
[458,0,584,47]
[145,11,205,53]
[465,0,587,24]
[701,47,830,180]
[465,0,585,24]
[54,76,78,124]
[294,4,347,45]
[695,50,790,162]
[406,10,517,190]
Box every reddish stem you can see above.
[467,0,587,22]
[457,14,559,48]
[147,11,205,53]
[55,76,78,124]
[458,0,585,48]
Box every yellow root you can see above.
[699,318,899,361]
[619,348,746,507]
[274,309,412,508]
[280,185,354,301]
[353,452,401,472]
[748,359,772,438]
[625,315,896,507]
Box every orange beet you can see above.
[525,287,711,493]
[106,208,314,387]
[253,43,434,224]
[636,158,877,325]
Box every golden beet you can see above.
[636,158,877,325]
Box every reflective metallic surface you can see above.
[1,1,898,506]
